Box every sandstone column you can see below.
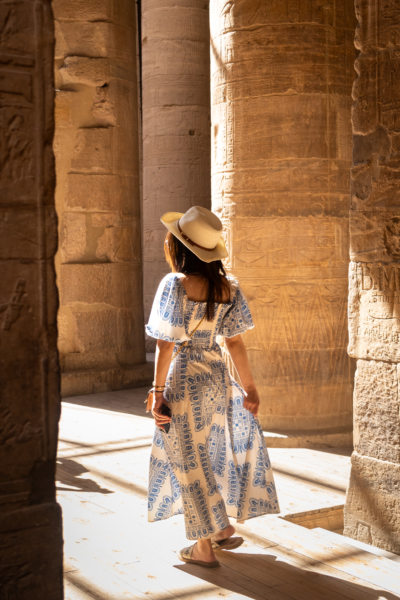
[141,0,210,336]
[211,1,356,435]
[0,1,63,596]
[53,0,152,395]
[343,0,400,553]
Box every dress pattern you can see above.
[145,273,280,540]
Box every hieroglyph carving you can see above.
[383,217,400,259]
[0,112,32,180]
[0,278,26,331]
[349,262,400,359]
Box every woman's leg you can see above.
[211,522,235,542]
[188,521,236,562]
[190,537,217,562]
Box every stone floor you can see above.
[57,388,400,600]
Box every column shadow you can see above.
[175,549,400,600]
[56,457,113,494]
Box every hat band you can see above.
[177,220,218,252]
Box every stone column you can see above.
[211,1,356,435]
[343,0,400,553]
[53,0,152,395]
[142,0,210,337]
[0,1,63,596]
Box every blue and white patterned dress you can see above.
[145,273,280,540]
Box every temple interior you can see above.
[1,0,399,597]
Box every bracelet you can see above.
[152,381,165,391]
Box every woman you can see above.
[145,206,280,568]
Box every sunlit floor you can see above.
[57,388,400,600]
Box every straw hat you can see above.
[160,206,228,263]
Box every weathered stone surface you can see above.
[61,361,154,397]
[52,0,112,21]
[354,0,400,51]
[59,212,139,264]
[0,1,63,596]
[59,56,110,87]
[348,261,400,362]
[142,0,211,347]
[350,211,400,262]
[0,207,57,260]
[55,20,134,63]
[66,173,138,213]
[52,0,135,24]
[53,1,148,393]
[71,127,113,173]
[353,360,400,463]
[343,451,400,554]
[60,263,141,308]
[345,0,400,554]
[0,104,36,205]
[58,302,148,384]
[211,0,355,431]
[0,504,63,599]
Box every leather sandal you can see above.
[179,543,220,568]
[211,536,244,550]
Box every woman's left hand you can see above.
[243,387,260,416]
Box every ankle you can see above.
[212,523,235,542]
[197,539,212,552]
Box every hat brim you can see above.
[160,211,228,263]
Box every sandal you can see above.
[179,543,220,568]
[211,536,244,550]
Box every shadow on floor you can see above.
[176,549,400,600]
[56,457,113,494]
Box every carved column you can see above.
[0,1,63,596]
[344,0,400,553]
[141,0,210,339]
[53,0,152,394]
[211,1,356,435]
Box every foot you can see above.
[191,540,217,564]
[212,523,235,543]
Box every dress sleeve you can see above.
[219,282,255,338]
[145,274,188,342]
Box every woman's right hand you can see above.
[243,386,260,416]
[151,391,172,429]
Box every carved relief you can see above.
[0,111,33,181]
[0,3,33,55]
[0,278,26,331]
[211,0,354,430]
[383,217,400,259]
[0,5,15,45]
[0,405,41,445]
[349,261,400,360]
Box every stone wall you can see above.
[344,0,400,553]
[210,0,356,433]
[0,1,63,596]
[53,0,152,394]
[142,0,210,342]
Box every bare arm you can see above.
[151,339,174,427]
[224,334,259,416]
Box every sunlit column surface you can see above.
[344,0,400,553]
[53,0,150,394]
[211,1,356,432]
[141,0,211,343]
